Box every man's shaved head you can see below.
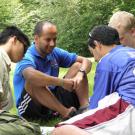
[34,21,57,36]
[34,21,57,57]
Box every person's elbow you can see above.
[22,67,41,86]
[83,58,92,73]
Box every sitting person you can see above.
[0,26,42,135]
[13,21,91,120]
[0,26,29,110]
[51,25,135,135]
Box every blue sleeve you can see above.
[117,62,135,105]
[54,48,77,68]
[15,56,36,76]
[89,69,115,109]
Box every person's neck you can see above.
[102,44,116,56]
[35,45,47,58]
[0,43,11,58]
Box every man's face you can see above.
[116,26,134,47]
[88,45,102,62]
[108,21,135,48]
[11,40,25,63]
[35,25,57,56]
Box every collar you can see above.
[99,45,124,63]
[109,45,124,53]
[0,48,11,71]
[29,42,52,61]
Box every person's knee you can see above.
[52,125,74,135]
[52,127,60,135]
[69,62,81,74]
[25,83,48,100]
[72,62,81,70]
[64,62,81,78]
[52,127,63,135]
[52,125,90,135]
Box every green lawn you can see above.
[9,62,96,126]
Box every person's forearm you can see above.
[80,58,92,74]
[23,67,63,87]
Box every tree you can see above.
[0,0,135,56]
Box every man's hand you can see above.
[62,79,74,92]
[72,71,84,90]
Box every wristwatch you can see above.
[78,68,86,78]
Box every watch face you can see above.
[79,68,85,72]
[81,69,84,72]
[79,69,86,78]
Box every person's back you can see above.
[0,26,29,110]
[0,48,13,110]
[87,25,135,109]
[90,45,135,108]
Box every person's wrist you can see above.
[78,68,86,78]
[61,79,64,87]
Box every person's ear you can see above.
[9,36,17,46]
[34,35,40,43]
[94,40,102,50]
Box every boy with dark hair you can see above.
[52,25,135,135]
[0,26,43,135]
[88,25,120,49]
[0,26,30,110]
[0,26,29,53]
[88,25,135,109]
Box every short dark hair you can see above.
[88,25,120,48]
[0,26,30,53]
[34,21,55,36]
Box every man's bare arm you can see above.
[71,56,92,89]
[76,56,92,73]
[22,67,73,90]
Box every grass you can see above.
[9,62,97,126]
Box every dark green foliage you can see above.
[0,0,135,56]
